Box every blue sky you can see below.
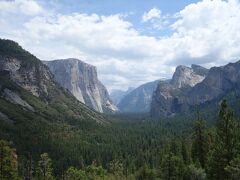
[45,0,199,15]
[39,0,200,36]
[0,0,240,91]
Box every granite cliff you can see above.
[0,39,105,124]
[151,64,209,117]
[44,59,118,113]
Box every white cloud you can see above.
[170,0,240,64]
[142,8,170,30]
[142,8,161,22]
[0,0,43,16]
[0,0,240,91]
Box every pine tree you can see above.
[25,152,34,180]
[191,112,208,168]
[181,139,191,165]
[36,153,55,180]
[208,100,239,180]
[0,140,19,180]
[160,153,184,180]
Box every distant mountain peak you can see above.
[171,64,208,88]
[117,80,161,113]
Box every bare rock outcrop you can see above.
[44,59,118,113]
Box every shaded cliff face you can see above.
[116,63,206,114]
[186,61,240,105]
[44,59,118,113]
[151,64,209,117]
[118,80,161,113]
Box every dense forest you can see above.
[1,100,240,179]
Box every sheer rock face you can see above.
[116,64,208,114]
[171,65,206,88]
[151,64,209,117]
[0,39,106,124]
[186,61,240,105]
[0,55,53,99]
[117,80,161,113]
[44,59,118,113]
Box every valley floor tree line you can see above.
[1,100,240,179]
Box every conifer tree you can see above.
[192,112,208,168]
[181,139,191,165]
[25,152,34,180]
[208,100,238,180]
[160,153,184,180]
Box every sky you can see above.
[1,0,240,91]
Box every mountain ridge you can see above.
[151,61,240,117]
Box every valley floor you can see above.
[1,100,240,179]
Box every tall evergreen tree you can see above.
[160,153,184,180]
[191,112,208,168]
[181,139,191,165]
[208,100,239,180]
[25,152,34,180]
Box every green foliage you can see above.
[0,39,40,67]
[135,164,156,180]
[181,139,191,165]
[208,100,239,180]
[184,164,206,180]
[85,163,107,179]
[160,153,184,180]
[109,159,124,177]
[225,156,240,180]
[1,71,240,180]
[36,153,55,180]
[65,167,86,180]
[0,140,19,180]
[191,113,209,168]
